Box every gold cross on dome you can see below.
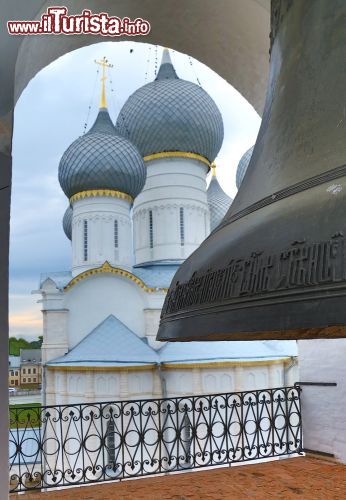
[94,57,113,108]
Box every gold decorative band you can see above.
[143,151,211,167]
[47,357,293,372]
[64,261,169,294]
[160,358,293,370]
[70,189,133,204]
[47,364,156,373]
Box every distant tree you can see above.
[9,336,43,355]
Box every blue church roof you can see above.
[134,265,179,288]
[40,271,72,289]
[48,315,158,367]
[158,339,297,364]
[48,314,297,368]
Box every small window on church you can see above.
[83,220,88,261]
[180,207,185,246]
[149,210,153,249]
[114,220,118,248]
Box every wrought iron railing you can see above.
[9,385,302,492]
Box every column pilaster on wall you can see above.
[120,371,128,399]
[234,365,243,392]
[192,367,202,394]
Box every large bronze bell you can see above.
[157,0,346,342]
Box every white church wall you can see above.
[133,158,210,265]
[41,309,69,364]
[162,363,288,400]
[144,309,163,350]
[71,196,132,276]
[202,369,233,394]
[64,274,149,348]
[51,368,159,406]
[45,368,56,406]
[298,339,346,463]
[127,371,157,400]
[49,361,293,409]
[164,370,192,397]
[39,280,69,363]
[285,361,299,387]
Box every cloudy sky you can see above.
[10,41,260,340]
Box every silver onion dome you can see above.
[207,168,233,231]
[62,205,72,240]
[236,145,254,189]
[116,49,224,163]
[58,108,146,199]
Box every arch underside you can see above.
[1,0,270,142]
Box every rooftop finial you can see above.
[211,162,217,177]
[161,47,172,65]
[155,47,178,80]
[94,57,113,108]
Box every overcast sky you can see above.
[10,41,260,340]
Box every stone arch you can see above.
[1,1,271,489]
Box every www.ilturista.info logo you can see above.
[7,6,151,36]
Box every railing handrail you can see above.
[9,385,302,493]
[10,384,301,411]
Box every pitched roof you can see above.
[9,355,21,368]
[48,315,158,367]
[20,349,41,363]
[48,313,297,368]
[40,271,72,289]
[158,340,297,364]
[134,265,178,288]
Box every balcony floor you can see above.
[10,457,346,499]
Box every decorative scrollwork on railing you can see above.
[9,386,302,492]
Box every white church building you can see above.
[37,49,297,407]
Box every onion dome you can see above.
[116,49,224,163]
[58,107,146,200]
[207,165,233,231]
[62,205,72,240]
[236,145,254,189]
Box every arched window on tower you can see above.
[149,210,154,249]
[83,219,88,261]
[180,207,185,246]
[114,220,118,249]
